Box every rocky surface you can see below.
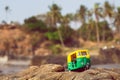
[0,64,120,80]
[0,25,52,57]
[31,55,66,66]
[91,47,120,65]
[99,47,120,63]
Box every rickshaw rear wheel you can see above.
[84,63,90,70]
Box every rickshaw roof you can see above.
[68,49,88,56]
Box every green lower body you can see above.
[67,57,90,71]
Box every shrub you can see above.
[59,25,74,41]
[45,25,74,43]
[49,44,62,54]
[78,21,113,41]
[24,16,47,32]
[45,31,59,41]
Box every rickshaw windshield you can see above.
[81,51,87,56]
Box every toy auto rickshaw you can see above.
[67,50,91,71]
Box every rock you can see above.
[31,55,66,66]
[38,64,65,72]
[91,47,120,65]
[0,64,120,80]
[99,47,120,64]
[35,48,52,56]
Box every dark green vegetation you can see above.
[79,21,113,41]
[24,16,47,32]
[23,1,120,45]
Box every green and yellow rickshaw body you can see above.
[67,50,91,71]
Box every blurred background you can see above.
[0,0,120,74]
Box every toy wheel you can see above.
[84,63,90,70]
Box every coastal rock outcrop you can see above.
[0,64,120,80]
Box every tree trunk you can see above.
[57,28,65,48]
[95,20,100,44]
[87,24,90,41]
[102,19,106,42]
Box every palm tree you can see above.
[94,3,103,44]
[47,4,65,47]
[5,6,10,23]
[75,5,87,24]
[61,14,73,27]
[104,1,114,19]
[114,7,120,34]
[86,10,93,40]
[74,5,87,45]
[46,12,52,27]
[103,1,114,32]
[48,3,62,27]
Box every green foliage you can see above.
[45,31,59,41]
[59,25,74,41]
[104,1,114,17]
[24,16,47,32]
[99,21,113,41]
[79,21,113,41]
[117,7,120,13]
[45,25,74,43]
[22,1,118,44]
[24,16,37,23]
[48,3,62,27]
[49,44,62,54]
[47,27,57,32]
